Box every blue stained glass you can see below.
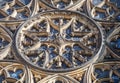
[37,60,44,66]
[6,9,13,15]
[109,9,115,15]
[53,19,59,25]
[20,0,31,5]
[116,0,120,8]
[13,4,21,8]
[9,69,23,79]
[62,63,68,68]
[76,60,82,65]
[73,45,81,51]
[65,46,71,52]
[63,19,67,24]
[66,28,71,34]
[64,53,72,62]
[51,28,58,34]
[116,38,120,48]
[40,45,47,51]
[0,13,5,18]
[110,0,116,3]
[50,28,58,40]
[95,69,109,78]
[116,15,120,21]
[0,38,9,48]
[0,38,3,47]
[102,5,109,9]
[110,41,116,48]
[0,0,12,2]
[0,0,13,8]
[99,13,105,18]
[110,0,120,8]
[117,68,120,73]
[66,35,71,39]
[0,75,5,82]
[5,0,13,2]
[39,22,46,28]
[11,73,18,78]
[112,74,119,83]
[72,37,80,41]
[17,12,28,19]
[50,35,56,40]
[92,0,103,5]
[21,12,28,18]
[95,12,106,19]
[111,38,120,49]
[75,21,82,29]
[40,37,47,41]
[49,46,55,51]
[50,52,57,59]
[65,27,72,39]
[51,63,57,69]
[57,1,66,9]
[0,3,5,8]
[3,41,9,47]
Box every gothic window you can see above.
[0,0,119,83]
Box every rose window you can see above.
[14,10,103,71]
[0,0,119,83]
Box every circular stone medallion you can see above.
[15,10,104,72]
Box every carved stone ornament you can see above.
[14,10,104,72]
[0,0,119,83]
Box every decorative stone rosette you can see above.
[14,10,104,72]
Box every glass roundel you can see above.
[15,10,103,71]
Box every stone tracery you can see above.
[87,0,120,21]
[0,0,119,83]
[14,11,103,71]
[0,0,35,21]
[0,61,28,83]
[87,62,120,83]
